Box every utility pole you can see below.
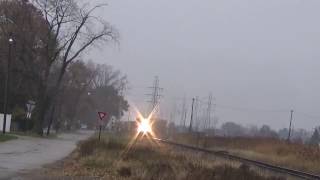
[287,109,294,142]
[211,99,217,131]
[2,35,14,134]
[205,94,212,130]
[180,96,187,127]
[189,98,195,132]
[193,96,199,131]
[146,76,163,118]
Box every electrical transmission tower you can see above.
[146,76,163,117]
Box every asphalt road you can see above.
[0,131,93,179]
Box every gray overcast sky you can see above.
[86,0,320,130]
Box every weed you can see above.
[118,166,132,177]
[173,134,320,174]
[78,138,101,156]
[78,137,126,157]
[45,134,287,180]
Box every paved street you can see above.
[0,131,93,179]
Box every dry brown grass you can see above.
[43,133,287,180]
[173,133,320,174]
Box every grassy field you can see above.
[172,134,320,174]
[0,134,17,142]
[41,133,287,180]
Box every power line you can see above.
[215,104,289,113]
[172,95,320,131]
[295,111,320,120]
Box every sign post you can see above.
[98,112,107,141]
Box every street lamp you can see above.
[2,34,14,134]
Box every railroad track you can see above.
[154,138,320,180]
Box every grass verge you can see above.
[43,133,287,180]
[0,134,18,142]
[173,134,320,174]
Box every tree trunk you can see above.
[45,64,67,134]
[33,91,49,136]
[46,104,56,136]
[33,65,51,136]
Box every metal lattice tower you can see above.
[146,76,163,117]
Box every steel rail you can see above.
[154,138,320,180]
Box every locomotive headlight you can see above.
[137,118,152,134]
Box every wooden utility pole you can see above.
[180,96,187,127]
[189,98,195,132]
[205,94,212,130]
[287,110,294,142]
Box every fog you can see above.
[87,0,320,130]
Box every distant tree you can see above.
[47,60,96,134]
[278,128,289,140]
[258,125,278,138]
[246,125,258,136]
[221,122,245,137]
[46,60,128,131]
[292,128,310,143]
[309,128,320,146]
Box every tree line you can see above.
[0,0,128,135]
[217,122,320,145]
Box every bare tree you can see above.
[31,0,118,135]
[92,64,127,90]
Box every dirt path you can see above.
[0,130,93,179]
